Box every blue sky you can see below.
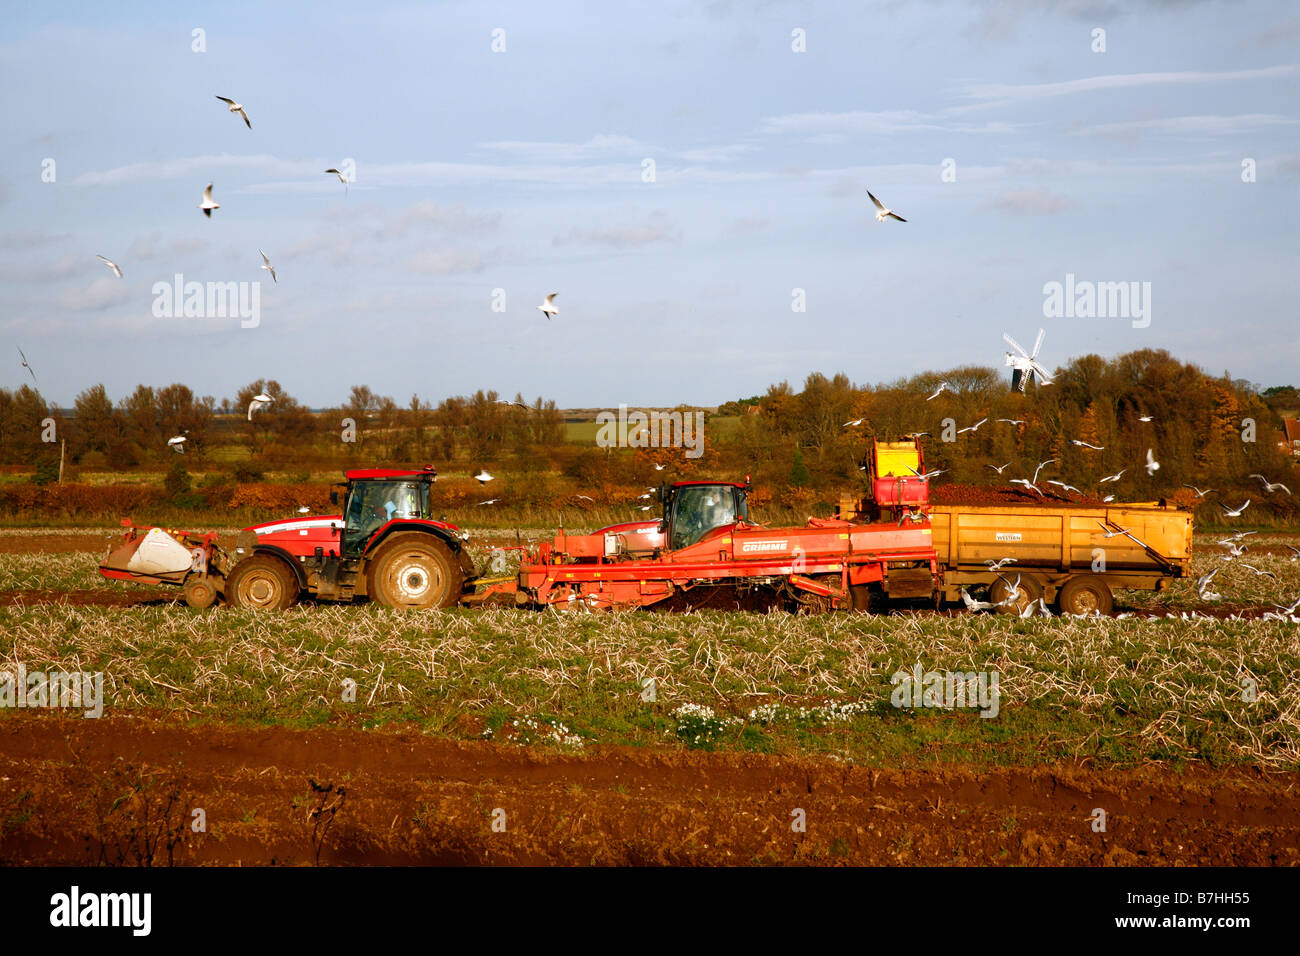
[2,0,1297,408]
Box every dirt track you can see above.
[1,716,1296,866]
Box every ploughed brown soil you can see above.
[0,716,1296,866]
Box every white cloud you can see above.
[73,153,310,187]
[987,188,1074,215]
[1076,113,1299,139]
[965,64,1300,103]
[477,134,646,162]
[759,110,1014,140]
[402,247,486,275]
[553,211,680,248]
[55,276,130,311]
[375,200,501,239]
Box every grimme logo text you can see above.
[152,273,261,328]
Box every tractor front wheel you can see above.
[226,555,299,610]
[367,533,463,610]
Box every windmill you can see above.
[1003,328,1052,393]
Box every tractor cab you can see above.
[662,480,750,551]
[333,468,438,557]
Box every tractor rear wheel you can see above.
[367,533,462,610]
[226,555,299,610]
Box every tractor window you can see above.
[343,481,422,555]
[671,486,738,550]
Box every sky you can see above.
[1,0,1297,409]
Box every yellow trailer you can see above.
[927,502,1193,614]
[838,439,1195,614]
[837,493,1193,614]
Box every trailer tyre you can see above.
[989,574,1042,614]
[1056,575,1113,616]
[368,533,462,610]
[226,555,299,610]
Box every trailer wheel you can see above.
[183,575,219,609]
[368,533,462,610]
[989,574,1041,614]
[226,555,299,610]
[1056,575,1113,616]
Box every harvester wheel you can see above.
[1056,575,1113,616]
[183,575,219,609]
[226,554,299,610]
[368,533,462,610]
[850,584,886,614]
[988,574,1042,615]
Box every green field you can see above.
[2,535,1297,770]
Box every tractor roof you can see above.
[670,480,749,490]
[345,468,438,481]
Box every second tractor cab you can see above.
[223,467,476,610]
[661,480,750,552]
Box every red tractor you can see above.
[100,468,476,610]
[481,472,940,613]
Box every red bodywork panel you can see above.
[511,514,938,610]
[344,468,438,481]
[246,514,463,559]
[246,515,345,558]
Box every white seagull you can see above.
[474,470,495,484]
[1182,485,1213,498]
[1010,478,1045,497]
[1070,440,1104,450]
[1138,414,1154,423]
[843,418,865,428]
[866,190,906,223]
[906,466,946,481]
[1249,474,1291,495]
[258,249,277,283]
[997,419,1026,426]
[247,393,273,420]
[17,347,37,385]
[957,418,988,435]
[960,589,996,612]
[167,434,187,453]
[1032,459,1058,484]
[215,96,251,128]
[96,255,123,278]
[984,557,1017,571]
[1144,448,1160,475]
[1046,480,1081,495]
[1099,469,1125,484]
[1220,499,1251,518]
[478,498,501,506]
[199,183,220,218]
[985,462,1012,475]
[537,293,559,320]
[924,381,950,402]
